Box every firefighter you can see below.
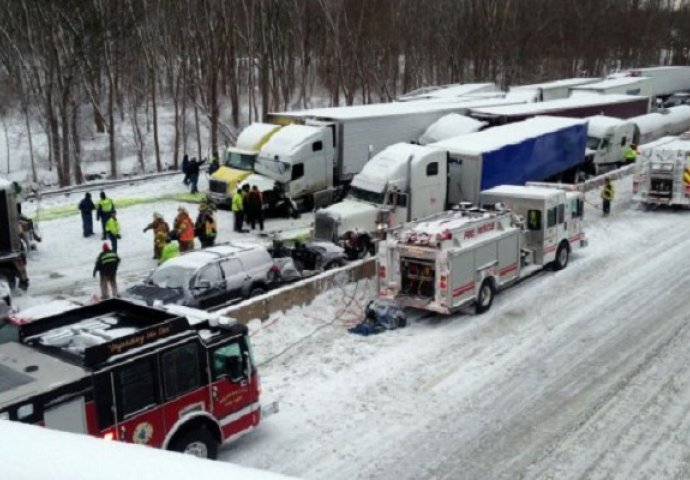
[174,206,195,252]
[195,204,217,248]
[143,212,170,260]
[78,193,96,237]
[93,243,120,299]
[232,188,244,232]
[105,211,122,252]
[623,144,637,164]
[96,191,115,240]
[246,185,264,231]
[159,236,180,264]
[601,178,615,216]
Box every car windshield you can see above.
[586,136,601,150]
[349,186,385,204]
[149,265,195,289]
[226,151,256,171]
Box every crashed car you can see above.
[270,239,348,273]
[125,243,279,309]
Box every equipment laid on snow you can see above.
[377,185,587,315]
[349,299,406,336]
[0,299,274,459]
[633,134,690,208]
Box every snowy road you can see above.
[220,179,690,479]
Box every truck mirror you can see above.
[225,356,244,382]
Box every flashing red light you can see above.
[103,431,115,441]
[439,276,448,290]
[378,265,386,278]
[439,229,453,241]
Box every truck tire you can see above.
[249,285,266,298]
[553,241,570,271]
[475,279,495,314]
[170,427,219,459]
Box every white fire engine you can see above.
[0,299,276,459]
[633,133,690,208]
[377,185,587,314]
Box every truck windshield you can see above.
[255,156,291,180]
[149,265,195,289]
[586,136,601,150]
[349,186,385,204]
[225,151,256,171]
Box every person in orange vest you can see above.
[143,212,170,260]
[174,206,195,252]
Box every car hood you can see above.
[124,284,188,306]
[317,199,380,235]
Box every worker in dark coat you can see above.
[78,193,96,237]
[93,243,120,299]
[187,157,206,194]
[246,185,264,232]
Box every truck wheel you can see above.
[170,427,218,459]
[250,285,266,298]
[475,279,495,314]
[553,242,570,271]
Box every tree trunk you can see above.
[151,67,162,171]
[108,71,117,178]
[60,88,71,186]
[72,97,83,184]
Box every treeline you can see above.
[0,0,689,186]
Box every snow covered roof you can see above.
[481,184,563,200]
[270,97,521,121]
[260,125,323,156]
[0,342,87,409]
[586,115,625,136]
[352,143,430,191]
[471,94,642,117]
[430,116,587,156]
[665,105,690,123]
[629,113,668,135]
[161,243,257,271]
[571,77,650,91]
[0,177,10,189]
[1,421,302,480]
[418,114,485,145]
[510,78,599,91]
[397,83,496,101]
[234,123,281,151]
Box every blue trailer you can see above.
[430,116,588,205]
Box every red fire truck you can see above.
[0,299,274,459]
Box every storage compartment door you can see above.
[497,233,520,285]
[451,252,475,308]
[44,397,87,434]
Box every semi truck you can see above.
[0,299,274,460]
[242,97,525,213]
[469,94,649,127]
[506,78,600,102]
[609,66,690,100]
[633,133,690,208]
[585,106,690,173]
[397,83,499,101]
[313,116,588,256]
[569,77,652,98]
[376,185,587,315]
[0,178,28,291]
[207,122,281,208]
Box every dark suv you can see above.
[125,242,278,310]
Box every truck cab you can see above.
[633,135,690,207]
[585,116,637,173]
[254,124,335,211]
[207,123,281,208]
[313,143,447,250]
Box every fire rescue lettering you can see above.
[463,222,495,240]
[107,325,173,355]
[219,390,244,407]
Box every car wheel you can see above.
[250,286,266,298]
[553,241,570,271]
[170,427,218,460]
[475,279,495,314]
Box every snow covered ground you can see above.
[11,172,690,479]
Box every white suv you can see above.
[125,242,278,309]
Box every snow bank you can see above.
[0,420,300,480]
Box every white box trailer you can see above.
[507,78,600,102]
[377,185,586,315]
[633,134,690,207]
[611,67,690,98]
[570,77,653,98]
[397,83,499,101]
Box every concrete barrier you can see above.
[221,258,376,324]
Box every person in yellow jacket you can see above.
[232,188,244,232]
[623,144,637,165]
[105,211,122,252]
[96,191,115,240]
[159,237,180,264]
[143,212,170,260]
[601,178,615,216]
